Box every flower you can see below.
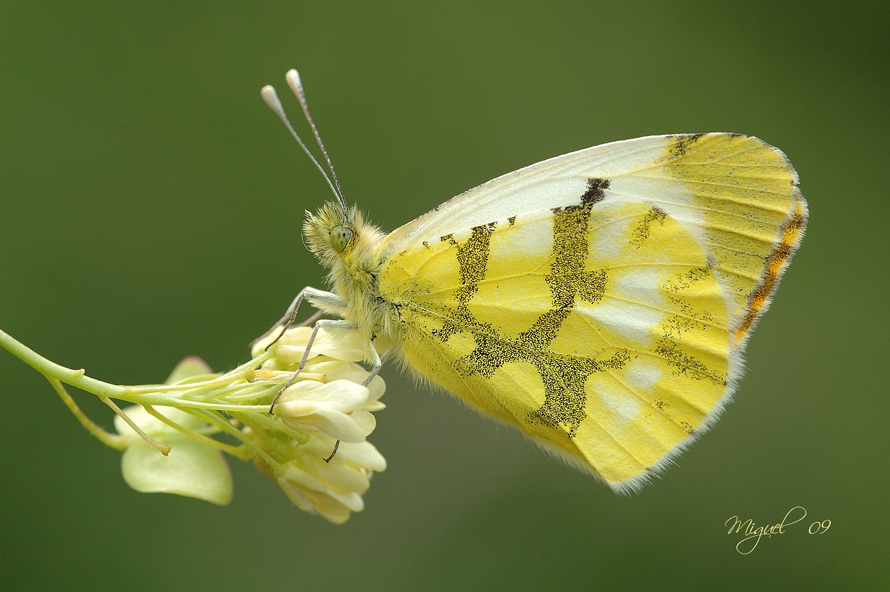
[278,379,375,441]
[0,320,387,523]
[248,324,388,523]
[254,432,386,524]
[251,324,367,366]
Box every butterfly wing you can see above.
[377,134,806,490]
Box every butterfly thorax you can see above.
[303,202,398,353]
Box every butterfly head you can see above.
[303,201,384,273]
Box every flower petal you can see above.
[164,357,213,385]
[335,370,386,402]
[282,407,375,442]
[279,379,369,412]
[337,441,388,472]
[121,433,232,505]
[297,450,372,495]
[277,463,365,523]
[257,325,367,364]
[305,325,366,362]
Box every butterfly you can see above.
[261,70,807,493]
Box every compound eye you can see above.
[330,225,353,253]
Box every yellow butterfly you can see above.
[261,70,807,493]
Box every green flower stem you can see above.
[103,395,172,455]
[190,407,283,470]
[121,351,276,395]
[1,327,316,475]
[143,405,246,459]
[0,329,123,398]
[47,377,129,450]
[0,328,277,413]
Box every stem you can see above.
[1,326,312,474]
[115,393,272,414]
[191,408,280,468]
[47,378,128,450]
[0,328,275,412]
[121,350,274,394]
[0,328,124,398]
[102,396,171,456]
[143,405,245,458]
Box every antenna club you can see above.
[261,85,285,117]
[260,70,344,204]
[286,69,302,93]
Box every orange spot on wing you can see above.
[732,197,807,344]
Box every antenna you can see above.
[286,70,345,204]
[261,74,347,210]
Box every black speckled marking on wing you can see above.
[426,197,629,438]
[431,223,497,343]
[630,206,667,248]
[581,178,610,205]
[669,134,704,158]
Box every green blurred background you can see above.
[1,2,887,590]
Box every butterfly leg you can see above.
[324,337,383,463]
[251,287,346,349]
[268,318,358,414]
[362,339,383,387]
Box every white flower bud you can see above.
[278,379,376,442]
[253,325,366,364]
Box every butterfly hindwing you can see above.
[375,133,806,490]
[380,199,728,489]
